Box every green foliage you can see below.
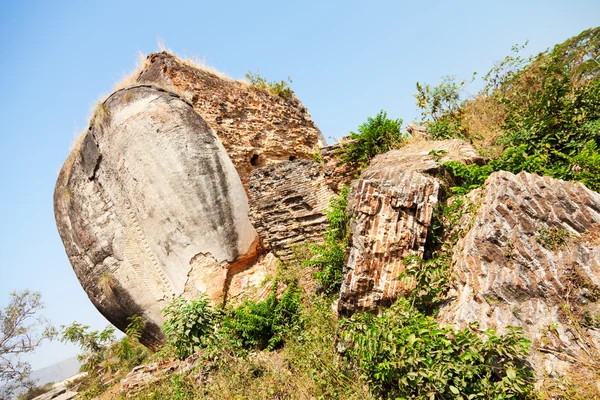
[114,316,150,370]
[341,298,535,400]
[401,197,468,313]
[161,295,215,359]
[0,291,56,399]
[415,75,469,140]
[245,71,293,99]
[305,186,350,295]
[283,296,373,400]
[225,283,302,351]
[427,119,466,140]
[415,28,600,193]
[415,75,465,122]
[339,110,405,167]
[443,161,495,195]
[60,322,116,373]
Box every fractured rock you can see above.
[54,85,260,346]
[338,139,483,315]
[248,160,336,260]
[136,52,326,187]
[439,171,600,377]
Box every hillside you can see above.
[53,27,600,399]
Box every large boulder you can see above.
[54,85,261,346]
[439,171,600,380]
[338,140,483,315]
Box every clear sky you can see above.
[0,0,598,370]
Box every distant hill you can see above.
[29,357,81,386]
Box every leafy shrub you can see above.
[114,315,150,370]
[162,295,215,359]
[415,75,465,123]
[415,75,469,140]
[60,322,116,373]
[341,298,535,399]
[225,283,302,351]
[339,110,405,167]
[427,119,466,140]
[443,161,495,195]
[245,71,293,99]
[304,186,350,295]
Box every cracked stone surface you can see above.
[439,171,600,378]
[248,160,336,261]
[338,140,483,315]
[54,85,260,346]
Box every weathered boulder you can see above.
[439,171,600,379]
[248,160,336,261]
[54,85,262,346]
[338,139,483,315]
[136,52,326,187]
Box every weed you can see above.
[428,149,448,162]
[535,225,569,251]
[245,71,293,99]
[223,283,302,351]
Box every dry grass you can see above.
[156,38,241,83]
[111,51,150,93]
[460,94,506,158]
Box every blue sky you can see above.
[0,0,598,370]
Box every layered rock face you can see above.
[136,52,326,187]
[338,140,483,315]
[248,160,336,261]
[440,171,600,377]
[54,86,261,346]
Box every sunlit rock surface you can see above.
[54,85,260,346]
[338,140,483,315]
[439,171,600,378]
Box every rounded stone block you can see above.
[54,85,258,346]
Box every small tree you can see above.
[60,323,116,373]
[0,291,56,400]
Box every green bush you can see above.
[245,71,293,99]
[341,299,535,400]
[339,110,405,167]
[60,322,116,373]
[114,315,150,370]
[415,75,468,140]
[304,186,350,295]
[225,283,302,351]
[162,295,215,359]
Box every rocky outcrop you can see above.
[338,140,483,315]
[248,160,336,261]
[54,85,262,346]
[136,52,326,187]
[439,171,600,378]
